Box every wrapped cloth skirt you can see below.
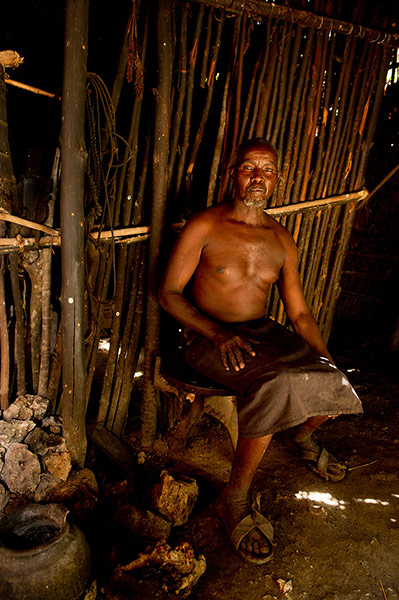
[184,318,363,438]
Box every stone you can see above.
[34,472,63,502]
[0,483,10,515]
[24,427,66,455]
[114,540,206,597]
[27,395,49,420]
[42,449,72,481]
[67,468,100,495]
[41,415,63,434]
[47,468,99,502]
[152,470,199,526]
[3,398,34,421]
[2,395,49,422]
[114,503,172,541]
[2,443,41,494]
[0,419,36,448]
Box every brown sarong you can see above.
[184,318,363,438]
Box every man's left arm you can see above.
[278,232,334,364]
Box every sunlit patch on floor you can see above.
[354,498,389,506]
[295,491,347,509]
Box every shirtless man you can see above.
[158,138,362,564]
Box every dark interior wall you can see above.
[336,81,399,344]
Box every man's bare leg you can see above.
[289,415,329,443]
[216,434,273,558]
[287,416,346,479]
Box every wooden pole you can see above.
[141,0,172,449]
[0,256,9,410]
[60,0,89,467]
[0,64,16,409]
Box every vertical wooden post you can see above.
[0,64,15,409]
[60,0,89,467]
[141,0,172,448]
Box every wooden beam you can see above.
[188,0,399,46]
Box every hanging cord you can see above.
[84,72,131,340]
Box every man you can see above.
[158,138,362,564]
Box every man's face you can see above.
[231,144,279,208]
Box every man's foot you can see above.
[284,433,347,481]
[215,492,274,564]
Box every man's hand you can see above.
[212,330,257,371]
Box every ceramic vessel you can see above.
[0,503,90,600]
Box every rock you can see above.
[114,540,206,597]
[67,468,100,496]
[3,398,34,421]
[42,449,72,481]
[27,395,49,420]
[47,468,99,503]
[276,578,293,594]
[2,395,49,422]
[82,580,97,600]
[152,470,199,526]
[2,443,41,494]
[34,472,63,502]
[0,419,36,447]
[114,503,171,541]
[0,483,10,515]
[25,427,66,456]
[41,415,63,434]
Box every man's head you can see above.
[230,138,280,208]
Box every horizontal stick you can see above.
[0,229,151,253]
[5,78,58,98]
[0,210,59,235]
[90,225,150,239]
[0,235,61,249]
[265,189,368,217]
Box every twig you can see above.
[347,460,378,472]
[5,78,58,99]
[379,579,388,600]
[0,210,59,235]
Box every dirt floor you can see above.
[87,324,399,600]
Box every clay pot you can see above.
[0,503,90,600]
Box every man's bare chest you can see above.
[201,226,286,284]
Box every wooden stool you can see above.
[154,354,238,452]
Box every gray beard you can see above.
[243,192,267,208]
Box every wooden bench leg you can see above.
[205,395,238,450]
[164,395,205,452]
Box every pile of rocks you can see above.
[0,395,82,515]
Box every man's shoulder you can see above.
[184,204,227,228]
[265,213,297,249]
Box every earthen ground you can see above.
[90,326,399,600]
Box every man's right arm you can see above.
[158,216,220,339]
[158,216,256,371]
